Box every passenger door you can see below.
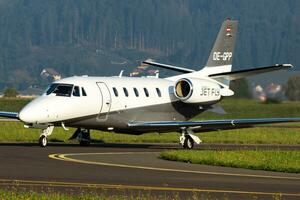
[96,82,111,121]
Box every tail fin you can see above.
[142,19,238,85]
[203,20,238,85]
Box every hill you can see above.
[0,0,299,93]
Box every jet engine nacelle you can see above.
[174,78,223,104]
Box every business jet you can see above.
[1,19,299,149]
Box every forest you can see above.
[0,0,299,92]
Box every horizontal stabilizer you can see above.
[0,111,19,119]
[209,64,293,81]
[143,60,195,73]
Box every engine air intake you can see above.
[175,79,192,100]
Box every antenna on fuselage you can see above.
[118,70,124,78]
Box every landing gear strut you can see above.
[39,126,54,147]
[69,128,91,146]
[78,129,91,146]
[179,129,202,149]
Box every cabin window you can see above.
[144,88,149,97]
[82,87,87,96]
[133,88,139,97]
[113,87,118,97]
[123,87,129,97]
[156,88,162,97]
[46,84,73,97]
[73,86,80,97]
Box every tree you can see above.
[230,78,252,99]
[3,88,19,98]
[285,75,300,101]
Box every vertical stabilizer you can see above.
[203,19,238,86]
[206,20,238,67]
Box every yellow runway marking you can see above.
[49,152,300,181]
[0,178,299,197]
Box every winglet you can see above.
[278,64,293,68]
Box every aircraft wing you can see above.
[128,118,300,132]
[0,111,19,119]
[209,64,293,81]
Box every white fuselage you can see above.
[18,75,222,133]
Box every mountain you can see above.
[0,0,299,93]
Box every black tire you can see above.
[183,136,194,149]
[78,129,91,146]
[79,140,90,147]
[39,135,47,147]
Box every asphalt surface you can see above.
[0,143,299,199]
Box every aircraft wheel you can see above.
[183,136,194,149]
[79,140,90,147]
[39,135,48,147]
[78,129,91,147]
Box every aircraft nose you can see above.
[19,103,46,123]
[19,107,36,123]
[19,97,51,124]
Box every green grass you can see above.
[0,98,30,112]
[0,98,300,144]
[195,98,300,120]
[0,189,174,200]
[0,188,286,200]
[160,150,300,173]
[0,122,300,144]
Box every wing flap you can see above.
[209,64,293,81]
[128,118,300,132]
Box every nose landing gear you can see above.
[39,126,54,147]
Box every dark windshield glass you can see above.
[46,84,73,97]
[73,86,80,97]
[82,88,87,96]
[46,84,58,95]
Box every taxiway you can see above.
[0,143,299,199]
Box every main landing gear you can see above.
[39,126,54,147]
[69,128,91,146]
[179,129,202,149]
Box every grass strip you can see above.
[0,188,237,200]
[0,189,166,200]
[1,98,300,144]
[1,121,300,144]
[0,98,30,112]
[160,150,300,173]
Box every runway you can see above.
[0,143,299,199]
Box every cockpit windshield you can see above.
[46,84,74,97]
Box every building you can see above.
[40,68,61,81]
